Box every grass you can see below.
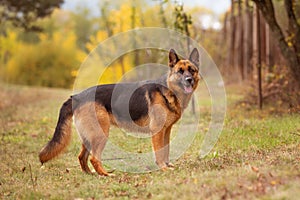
[0,83,299,199]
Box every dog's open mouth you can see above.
[183,84,193,94]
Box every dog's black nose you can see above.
[185,77,193,84]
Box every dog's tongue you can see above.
[184,85,193,94]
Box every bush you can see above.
[242,66,300,112]
[3,31,84,88]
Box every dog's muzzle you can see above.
[183,76,194,94]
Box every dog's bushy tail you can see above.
[39,97,74,164]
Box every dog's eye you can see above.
[188,66,195,74]
[178,68,184,74]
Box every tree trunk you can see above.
[228,0,236,76]
[223,11,229,72]
[252,0,300,87]
[237,0,244,81]
[284,0,300,55]
[244,0,253,79]
[260,13,266,66]
[131,3,139,67]
[265,23,271,71]
[223,12,228,43]
[256,6,263,109]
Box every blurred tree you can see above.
[71,6,94,51]
[4,31,84,87]
[0,0,63,32]
[228,0,236,77]
[252,0,300,87]
[16,9,72,44]
[0,30,18,76]
[38,9,73,37]
[174,3,192,34]
[173,2,193,53]
[243,0,253,79]
[255,5,263,109]
[131,0,139,71]
[237,0,244,81]
[153,0,168,27]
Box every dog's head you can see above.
[167,48,200,95]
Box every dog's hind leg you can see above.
[74,103,111,176]
[89,105,111,176]
[89,129,109,176]
[90,155,108,176]
[78,144,92,174]
[90,135,109,176]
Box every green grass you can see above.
[0,83,299,199]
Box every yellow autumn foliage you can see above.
[0,1,174,88]
[3,30,85,88]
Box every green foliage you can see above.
[70,7,94,51]
[173,4,192,32]
[0,0,63,31]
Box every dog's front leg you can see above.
[163,125,174,168]
[151,129,167,169]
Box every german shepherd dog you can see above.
[39,48,200,176]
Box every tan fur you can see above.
[39,120,72,163]
[78,144,92,174]
[39,98,73,164]
[74,102,110,175]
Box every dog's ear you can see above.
[169,49,179,68]
[189,48,200,68]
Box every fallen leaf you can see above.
[193,178,198,184]
[270,180,277,186]
[4,192,11,196]
[269,172,274,177]
[251,166,259,173]
[147,193,152,198]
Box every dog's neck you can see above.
[161,86,192,113]
[174,91,192,110]
[157,74,193,112]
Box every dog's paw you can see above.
[161,165,174,171]
[107,173,116,177]
[161,166,168,171]
[166,162,175,168]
